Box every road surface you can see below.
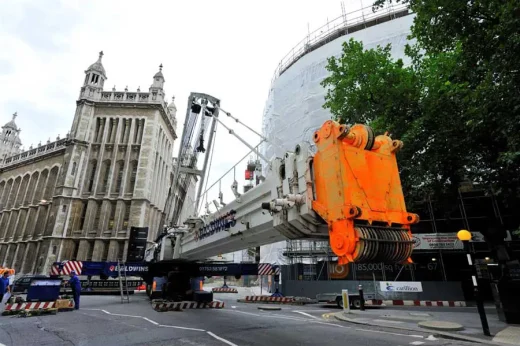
[0,292,474,346]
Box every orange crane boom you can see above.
[311,120,419,265]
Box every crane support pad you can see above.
[311,121,419,265]
[152,300,224,311]
[212,287,238,293]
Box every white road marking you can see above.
[294,311,321,320]
[231,306,237,309]
[207,331,239,346]
[83,308,238,345]
[222,309,429,340]
[410,342,424,345]
[82,309,205,331]
[223,309,351,329]
[425,335,438,341]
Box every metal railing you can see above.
[269,3,410,86]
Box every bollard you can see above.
[342,289,350,313]
[358,284,365,311]
[222,276,228,288]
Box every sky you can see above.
[0,0,374,211]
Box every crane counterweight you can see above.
[311,120,419,265]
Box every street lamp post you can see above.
[457,230,491,336]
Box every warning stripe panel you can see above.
[5,302,56,311]
[243,296,294,303]
[152,300,225,310]
[258,263,272,275]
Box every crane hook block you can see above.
[311,120,418,265]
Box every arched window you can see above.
[127,161,138,193]
[115,161,124,193]
[100,160,111,193]
[87,160,97,192]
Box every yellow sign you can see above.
[341,289,350,313]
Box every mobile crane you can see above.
[145,93,419,303]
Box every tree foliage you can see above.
[321,0,520,205]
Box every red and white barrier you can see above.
[152,300,225,311]
[4,301,58,312]
[365,299,466,307]
[50,261,83,275]
[212,287,238,293]
[244,296,294,303]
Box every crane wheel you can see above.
[353,226,413,263]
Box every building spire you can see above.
[99,51,104,60]
[12,112,17,120]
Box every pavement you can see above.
[0,287,479,346]
[328,304,520,345]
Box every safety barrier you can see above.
[212,287,238,293]
[365,299,466,307]
[2,299,74,316]
[244,296,294,303]
[152,300,225,311]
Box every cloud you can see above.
[0,0,370,205]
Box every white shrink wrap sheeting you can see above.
[259,15,415,266]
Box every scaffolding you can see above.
[281,186,520,282]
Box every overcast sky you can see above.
[0,0,373,211]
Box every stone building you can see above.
[0,52,177,274]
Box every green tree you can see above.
[322,0,520,204]
[321,40,472,202]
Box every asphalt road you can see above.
[0,292,475,346]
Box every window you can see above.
[107,119,114,142]
[128,161,137,193]
[123,202,131,230]
[101,161,111,192]
[101,242,110,261]
[120,118,126,143]
[87,240,95,261]
[91,74,99,85]
[87,160,97,192]
[133,121,140,143]
[72,241,80,260]
[79,202,88,230]
[95,118,101,142]
[115,161,124,193]
[94,201,102,230]
[117,241,125,261]
[108,202,117,230]
[71,162,76,175]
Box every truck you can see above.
[143,93,419,303]
[51,93,418,304]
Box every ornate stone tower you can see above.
[0,112,23,166]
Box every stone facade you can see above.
[0,52,177,274]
